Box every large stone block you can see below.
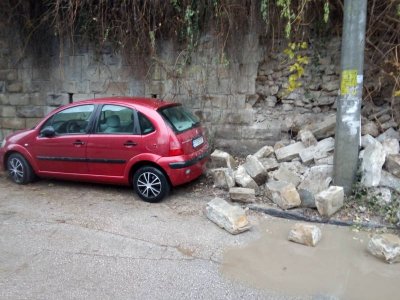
[382,139,399,155]
[259,157,280,171]
[297,129,317,147]
[229,187,256,203]
[302,114,336,139]
[205,197,251,234]
[288,223,322,247]
[210,168,235,190]
[6,81,23,93]
[315,186,344,217]
[299,137,335,165]
[367,234,400,264]
[298,165,333,208]
[234,165,258,190]
[275,142,306,162]
[380,171,400,193]
[273,165,301,187]
[208,149,237,170]
[361,142,386,187]
[253,145,274,159]
[265,181,301,210]
[0,106,16,117]
[385,154,400,178]
[1,117,26,129]
[377,128,400,143]
[16,106,44,118]
[2,93,30,105]
[243,155,268,186]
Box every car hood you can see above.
[5,129,33,144]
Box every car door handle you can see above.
[124,141,137,147]
[73,140,85,146]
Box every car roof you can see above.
[74,97,178,110]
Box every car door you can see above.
[30,104,95,174]
[85,104,144,178]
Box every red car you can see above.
[0,97,209,202]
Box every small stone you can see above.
[229,187,256,203]
[288,223,322,247]
[385,154,400,178]
[234,165,258,190]
[361,142,386,187]
[315,186,344,217]
[243,155,268,186]
[367,234,400,264]
[265,181,301,210]
[205,198,252,235]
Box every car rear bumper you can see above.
[158,148,210,187]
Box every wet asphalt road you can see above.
[0,175,297,300]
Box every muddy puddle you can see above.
[221,218,400,299]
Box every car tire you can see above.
[133,166,170,203]
[7,153,35,184]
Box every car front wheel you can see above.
[133,166,170,203]
[7,153,35,184]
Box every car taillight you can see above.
[169,138,184,156]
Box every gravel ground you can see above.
[0,173,302,300]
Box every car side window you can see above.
[42,105,95,135]
[96,105,139,134]
[138,112,155,135]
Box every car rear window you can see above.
[158,105,200,133]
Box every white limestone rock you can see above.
[243,155,268,186]
[209,149,238,170]
[265,181,301,210]
[229,187,256,203]
[288,223,322,247]
[385,154,400,178]
[367,234,400,264]
[210,168,235,190]
[361,142,386,187]
[382,139,399,155]
[254,145,274,159]
[275,142,306,162]
[234,165,259,190]
[205,198,252,235]
[315,186,344,217]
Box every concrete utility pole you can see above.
[334,0,368,194]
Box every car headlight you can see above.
[1,139,5,148]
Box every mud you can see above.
[221,218,400,299]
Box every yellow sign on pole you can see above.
[340,70,358,96]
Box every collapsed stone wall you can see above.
[0,22,398,154]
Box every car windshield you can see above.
[158,105,200,133]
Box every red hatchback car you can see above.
[0,97,209,202]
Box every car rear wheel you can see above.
[133,166,170,203]
[7,153,35,184]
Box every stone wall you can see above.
[0,22,398,154]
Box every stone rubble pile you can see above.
[208,120,400,219]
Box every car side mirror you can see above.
[40,126,55,137]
